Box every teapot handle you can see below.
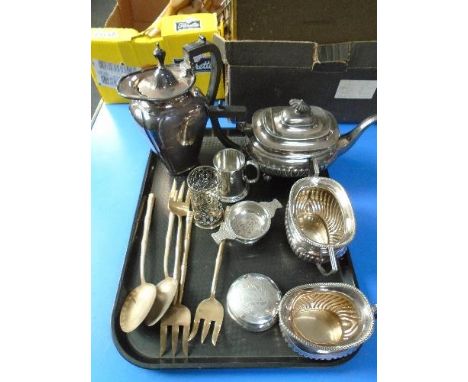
[183,35,222,106]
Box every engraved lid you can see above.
[117,44,195,102]
[226,273,282,332]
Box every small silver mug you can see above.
[213,148,260,203]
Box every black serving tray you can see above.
[111,134,361,369]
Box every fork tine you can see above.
[211,321,222,346]
[160,324,168,357]
[169,179,177,204]
[177,181,186,202]
[171,325,179,357]
[182,325,189,357]
[200,320,211,344]
[170,179,177,194]
[188,315,200,341]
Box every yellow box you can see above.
[91,1,224,103]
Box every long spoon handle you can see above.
[173,216,184,287]
[140,193,155,284]
[178,208,193,304]
[171,182,186,306]
[163,180,177,278]
[210,240,226,298]
[163,213,175,278]
[316,247,338,276]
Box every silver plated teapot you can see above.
[117,37,225,175]
[211,99,377,177]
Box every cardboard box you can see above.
[216,0,377,123]
[91,0,224,103]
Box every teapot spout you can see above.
[336,114,377,156]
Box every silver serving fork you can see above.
[160,184,193,357]
[188,239,226,346]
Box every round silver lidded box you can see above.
[226,273,282,332]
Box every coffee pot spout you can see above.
[336,115,377,156]
[129,102,146,128]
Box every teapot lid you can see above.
[251,99,339,153]
[117,45,195,101]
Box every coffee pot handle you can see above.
[207,104,248,151]
[183,35,222,106]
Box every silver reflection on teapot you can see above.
[210,99,377,177]
[213,148,260,203]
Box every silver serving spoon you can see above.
[298,213,329,245]
[119,193,157,333]
[298,213,338,276]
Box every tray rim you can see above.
[110,150,362,370]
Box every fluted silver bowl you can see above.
[279,283,375,360]
[285,176,355,267]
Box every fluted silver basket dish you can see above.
[278,283,375,360]
[285,176,355,275]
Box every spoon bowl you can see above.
[120,283,157,333]
[297,213,329,244]
[145,278,178,325]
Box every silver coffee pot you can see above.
[117,36,226,175]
